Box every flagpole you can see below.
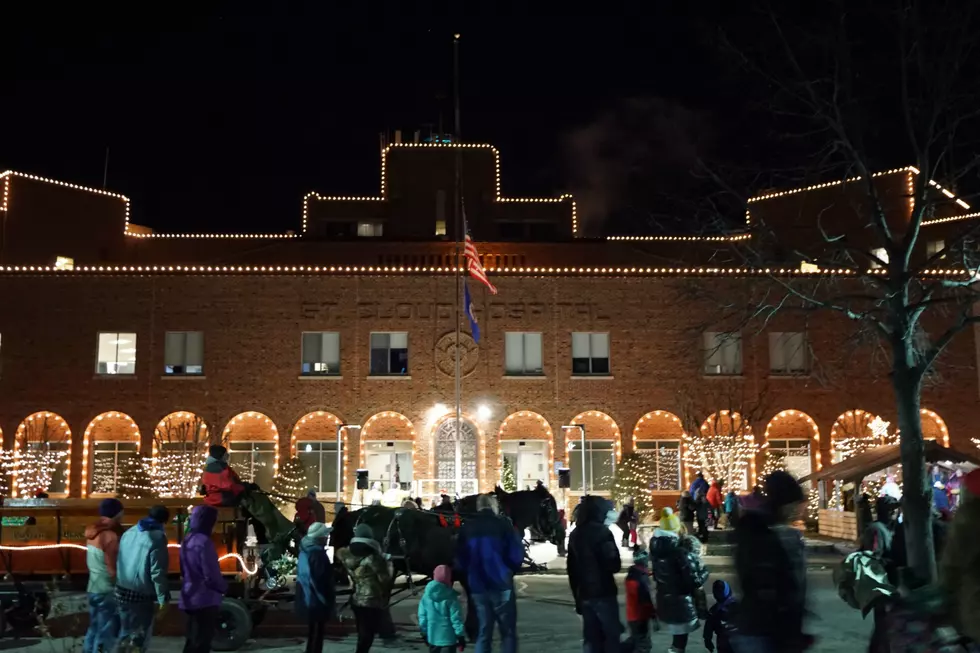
[452,33,463,497]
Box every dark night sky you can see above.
[2,3,954,235]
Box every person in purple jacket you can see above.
[179,505,228,653]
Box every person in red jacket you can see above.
[201,445,247,507]
[706,480,724,529]
[294,488,326,535]
[625,549,658,653]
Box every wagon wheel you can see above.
[212,598,252,651]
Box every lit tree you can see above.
[271,457,307,506]
[612,453,656,517]
[150,415,212,498]
[500,457,517,492]
[116,457,158,500]
[9,414,70,496]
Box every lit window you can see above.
[370,332,408,375]
[871,247,889,268]
[228,442,275,489]
[54,256,74,270]
[926,239,945,258]
[435,220,447,236]
[769,332,808,375]
[357,222,383,238]
[571,332,610,375]
[297,441,344,494]
[302,332,341,375]
[635,441,682,490]
[92,441,139,494]
[164,331,204,375]
[567,441,616,492]
[96,332,137,375]
[765,439,811,479]
[505,332,543,375]
[703,331,742,375]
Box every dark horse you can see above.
[456,484,566,557]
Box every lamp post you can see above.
[335,423,361,498]
[562,424,587,494]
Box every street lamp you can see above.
[336,423,362,497]
[562,424,587,494]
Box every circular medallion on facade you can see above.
[435,332,479,377]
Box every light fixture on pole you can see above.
[335,423,362,498]
[562,424,587,494]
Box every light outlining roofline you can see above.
[302,142,579,235]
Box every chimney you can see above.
[394,130,402,144]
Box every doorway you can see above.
[500,440,548,490]
[363,440,413,490]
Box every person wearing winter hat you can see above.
[294,488,327,535]
[625,549,658,653]
[656,507,682,537]
[338,523,392,653]
[941,468,980,644]
[568,494,623,653]
[651,507,708,652]
[83,498,124,653]
[703,580,738,653]
[297,522,335,653]
[180,505,228,653]
[418,565,467,653]
[731,470,809,653]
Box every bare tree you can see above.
[150,415,214,498]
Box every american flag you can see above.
[464,219,497,294]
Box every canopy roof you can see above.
[800,441,980,485]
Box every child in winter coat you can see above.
[678,534,709,618]
[417,565,467,653]
[703,580,738,653]
[625,549,659,653]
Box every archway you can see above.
[83,411,141,497]
[830,409,888,461]
[13,411,72,497]
[565,411,621,493]
[431,414,483,497]
[291,411,345,497]
[919,408,950,447]
[763,410,820,478]
[632,411,684,492]
[153,411,209,497]
[689,411,756,489]
[497,411,554,490]
[222,412,280,489]
[361,412,416,491]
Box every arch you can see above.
[497,411,555,485]
[632,411,686,491]
[830,409,888,461]
[568,410,622,457]
[691,411,757,488]
[82,411,141,497]
[13,411,72,497]
[360,411,417,481]
[222,411,281,487]
[920,408,949,447]
[291,411,346,496]
[763,409,821,477]
[152,411,210,498]
[431,412,485,496]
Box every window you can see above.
[370,332,408,375]
[92,441,139,494]
[25,441,70,494]
[769,332,808,375]
[164,331,204,375]
[567,441,616,492]
[229,441,275,489]
[926,239,945,258]
[298,441,344,494]
[871,247,889,268]
[435,220,447,236]
[635,441,682,490]
[703,332,742,375]
[571,332,610,375]
[436,190,447,236]
[505,332,543,375]
[96,332,137,375]
[302,332,341,375]
[765,439,811,480]
[357,222,383,238]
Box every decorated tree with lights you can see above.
[500,458,517,492]
[116,456,158,500]
[8,415,70,497]
[612,453,656,517]
[271,457,307,506]
[149,415,212,498]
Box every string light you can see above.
[12,412,71,498]
[82,411,141,498]
[569,411,622,467]
[921,211,980,226]
[688,411,758,488]
[291,411,347,497]
[150,412,209,498]
[222,411,281,476]
[360,412,416,471]
[607,234,751,242]
[763,410,821,471]
[830,410,893,461]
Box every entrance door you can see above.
[435,419,479,496]
[363,441,414,490]
[500,441,548,490]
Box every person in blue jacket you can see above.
[689,471,709,501]
[418,565,467,653]
[296,522,335,653]
[455,494,523,653]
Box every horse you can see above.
[456,484,566,558]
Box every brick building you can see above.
[0,143,976,508]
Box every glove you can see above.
[457,635,467,651]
